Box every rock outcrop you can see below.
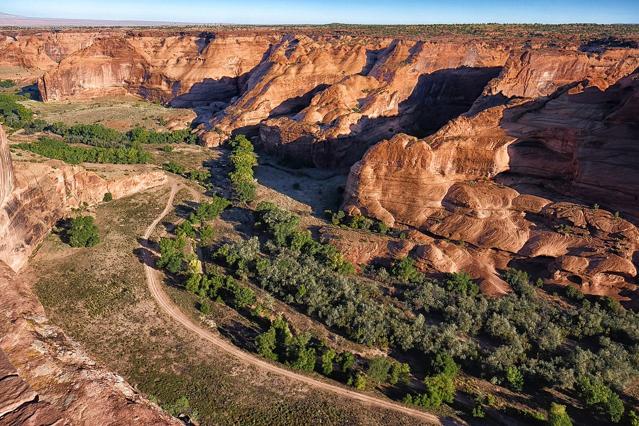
[0,157,168,271]
[39,33,276,105]
[259,41,506,167]
[0,125,12,207]
[0,261,179,425]
[3,29,638,297]
[342,53,639,296]
[0,125,175,424]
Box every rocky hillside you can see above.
[0,261,180,425]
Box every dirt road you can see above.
[142,184,441,425]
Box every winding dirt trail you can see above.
[141,183,441,425]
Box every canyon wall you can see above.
[0,125,175,423]
[0,125,12,207]
[0,127,168,272]
[3,29,638,295]
[38,33,277,106]
[342,53,639,295]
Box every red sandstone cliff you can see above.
[0,125,176,423]
[0,126,12,208]
[342,58,639,296]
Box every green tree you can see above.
[390,257,422,283]
[320,348,336,376]
[157,236,186,274]
[337,352,356,373]
[353,372,367,390]
[389,361,410,385]
[256,327,278,361]
[445,271,479,295]
[199,224,215,245]
[288,334,316,372]
[367,357,392,384]
[67,216,100,247]
[548,403,572,426]
[196,196,231,221]
[506,365,525,391]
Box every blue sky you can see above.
[2,0,638,24]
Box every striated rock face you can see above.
[203,34,391,146]
[342,55,639,296]
[0,152,167,272]
[0,126,12,208]
[259,40,507,167]
[39,33,276,105]
[5,30,639,296]
[0,261,179,425]
[0,31,99,72]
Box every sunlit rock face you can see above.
[0,125,13,208]
[341,56,639,297]
[38,33,276,105]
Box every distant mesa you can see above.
[0,11,193,27]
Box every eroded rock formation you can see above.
[39,33,276,105]
[0,125,174,424]
[3,29,638,297]
[343,55,639,297]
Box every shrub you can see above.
[389,361,410,385]
[367,357,392,384]
[406,353,458,408]
[445,271,479,295]
[103,192,113,202]
[472,399,486,418]
[353,372,367,390]
[565,285,584,301]
[0,79,15,88]
[390,257,422,283]
[320,348,336,376]
[337,352,356,373]
[195,196,231,221]
[0,93,33,128]
[256,327,278,361]
[548,403,572,426]
[67,216,100,247]
[577,376,625,423]
[503,268,535,298]
[197,299,212,314]
[506,365,524,391]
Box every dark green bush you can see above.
[67,216,100,248]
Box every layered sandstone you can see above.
[0,126,12,207]
[0,127,168,272]
[39,33,277,105]
[342,55,639,296]
[259,40,507,167]
[4,29,638,297]
[0,31,99,73]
